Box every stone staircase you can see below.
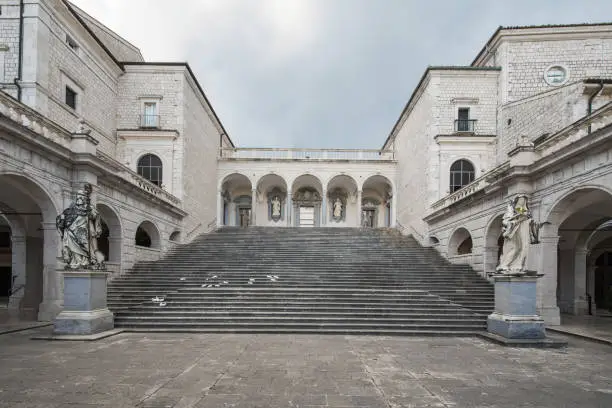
[108,227,494,335]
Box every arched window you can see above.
[137,154,163,187]
[135,227,152,247]
[450,160,475,193]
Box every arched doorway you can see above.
[361,175,394,228]
[484,214,504,276]
[97,203,122,274]
[292,175,323,227]
[0,219,11,311]
[545,187,612,317]
[592,239,612,315]
[0,174,59,321]
[220,173,253,227]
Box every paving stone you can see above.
[1,329,611,407]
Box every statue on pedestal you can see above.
[495,195,546,276]
[56,183,105,270]
[271,196,281,219]
[333,198,343,220]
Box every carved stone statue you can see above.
[56,183,105,270]
[495,195,545,275]
[271,196,281,218]
[333,198,343,220]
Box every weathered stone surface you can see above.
[0,330,611,407]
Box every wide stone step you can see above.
[110,228,493,333]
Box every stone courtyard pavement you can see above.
[0,330,611,408]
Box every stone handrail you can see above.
[220,147,395,161]
[96,152,181,206]
[431,176,489,211]
[0,91,72,149]
[429,161,511,213]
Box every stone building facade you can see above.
[0,1,611,326]
[385,24,612,324]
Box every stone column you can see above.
[573,248,589,315]
[587,264,597,315]
[217,190,224,228]
[7,235,26,318]
[38,221,63,321]
[356,190,363,227]
[251,189,257,226]
[534,233,561,325]
[321,189,327,226]
[286,190,292,227]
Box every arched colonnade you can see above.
[218,172,396,228]
[442,186,612,319]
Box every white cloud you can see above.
[69,0,612,149]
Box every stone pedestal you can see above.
[487,275,546,339]
[53,270,114,335]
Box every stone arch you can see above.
[96,203,122,267]
[220,173,253,227]
[256,174,288,225]
[169,231,181,242]
[449,227,473,256]
[327,175,358,225]
[135,220,161,249]
[361,175,394,228]
[484,213,505,275]
[0,173,61,321]
[292,174,323,227]
[545,185,612,227]
[544,186,612,316]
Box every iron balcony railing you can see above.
[139,114,160,128]
[454,119,477,133]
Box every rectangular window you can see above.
[65,86,77,110]
[457,108,471,132]
[141,102,159,127]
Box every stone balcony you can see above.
[220,148,396,162]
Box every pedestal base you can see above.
[486,274,562,346]
[487,312,546,339]
[53,309,114,335]
[52,270,114,336]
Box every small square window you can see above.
[66,34,78,51]
[65,86,77,110]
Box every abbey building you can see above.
[1,0,611,326]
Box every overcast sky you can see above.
[71,0,612,149]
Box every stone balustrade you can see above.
[0,91,72,149]
[96,152,181,206]
[220,148,395,161]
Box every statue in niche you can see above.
[271,196,282,220]
[56,183,106,270]
[333,198,343,220]
[495,195,547,275]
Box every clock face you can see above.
[545,66,567,85]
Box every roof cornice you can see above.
[381,66,501,150]
[472,22,612,67]
[121,62,235,148]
